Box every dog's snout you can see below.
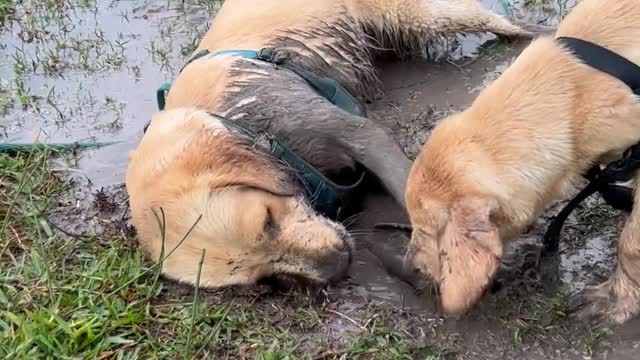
[332,222,354,260]
[337,236,353,255]
[317,234,353,282]
[334,235,353,267]
[403,246,416,273]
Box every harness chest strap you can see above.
[214,114,365,220]
[542,37,640,255]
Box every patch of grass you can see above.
[523,0,553,8]
[487,284,618,356]
[582,327,613,358]
[0,0,13,25]
[491,290,570,344]
[345,322,441,360]
[0,80,13,115]
[147,40,173,72]
[7,0,130,77]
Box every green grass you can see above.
[0,0,13,24]
[345,322,442,360]
[0,80,13,115]
[0,150,438,359]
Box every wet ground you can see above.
[1,0,219,187]
[2,0,640,358]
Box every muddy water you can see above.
[1,0,220,187]
[2,0,633,344]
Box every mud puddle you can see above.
[2,0,639,358]
[1,0,220,188]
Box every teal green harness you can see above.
[212,113,364,219]
[152,47,367,219]
[156,47,366,117]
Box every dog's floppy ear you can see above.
[439,196,503,314]
[208,167,295,198]
[200,136,297,198]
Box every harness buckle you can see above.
[257,48,290,65]
[601,144,640,183]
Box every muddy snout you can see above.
[399,245,437,290]
[402,246,418,278]
[315,237,353,282]
[280,216,353,283]
[402,234,440,284]
[315,220,353,282]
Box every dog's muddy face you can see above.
[405,196,504,314]
[404,135,504,315]
[126,108,352,288]
[207,188,354,285]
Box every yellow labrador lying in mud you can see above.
[405,0,640,325]
[126,0,542,288]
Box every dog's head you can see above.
[126,108,353,288]
[404,117,504,314]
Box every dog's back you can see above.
[557,0,640,63]
[199,0,346,51]
[555,0,640,165]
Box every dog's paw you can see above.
[570,276,640,327]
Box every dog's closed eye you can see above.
[262,206,281,237]
[263,207,274,231]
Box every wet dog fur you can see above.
[126,0,542,289]
[405,0,640,325]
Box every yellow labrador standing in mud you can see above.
[126,0,541,288]
[405,0,640,325]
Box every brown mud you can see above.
[2,0,639,358]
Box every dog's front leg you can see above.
[572,174,640,326]
[338,115,411,209]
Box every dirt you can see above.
[2,0,640,359]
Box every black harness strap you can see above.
[543,144,640,254]
[542,37,640,255]
[557,37,640,92]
